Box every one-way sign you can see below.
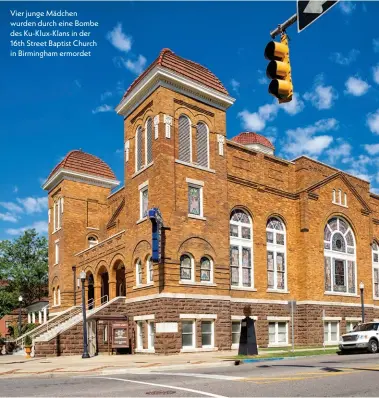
[297,1,339,33]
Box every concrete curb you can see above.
[237,352,335,364]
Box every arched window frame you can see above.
[135,126,143,172]
[196,122,209,169]
[230,209,254,288]
[145,117,153,165]
[147,256,153,284]
[324,217,357,295]
[266,217,287,291]
[373,241,379,299]
[53,287,56,306]
[57,286,61,306]
[180,253,194,283]
[200,256,213,284]
[178,114,192,164]
[136,259,142,286]
[88,235,98,248]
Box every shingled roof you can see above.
[47,150,117,180]
[231,132,275,150]
[123,48,229,99]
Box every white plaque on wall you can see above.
[156,322,178,333]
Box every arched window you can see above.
[196,122,209,168]
[53,288,56,306]
[230,209,253,288]
[373,241,379,298]
[88,236,98,248]
[135,126,143,172]
[147,256,153,284]
[178,115,191,163]
[57,286,61,306]
[324,217,356,294]
[200,256,212,283]
[180,254,194,282]
[145,118,153,165]
[266,217,286,291]
[136,260,142,286]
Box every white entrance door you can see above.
[87,321,97,356]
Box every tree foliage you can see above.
[0,229,48,317]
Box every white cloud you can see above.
[124,55,147,75]
[344,76,370,96]
[0,201,23,213]
[373,65,379,85]
[283,118,338,157]
[367,110,379,134]
[342,155,373,181]
[106,23,132,53]
[304,77,338,110]
[230,79,240,94]
[6,221,48,236]
[100,91,112,101]
[279,93,305,116]
[92,104,113,114]
[238,102,278,132]
[373,38,379,53]
[364,143,379,155]
[330,49,359,65]
[16,197,48,214]
[0,213,18,223]
[339,1,356,14]
[74,80,81,88]
[326,140,352,164]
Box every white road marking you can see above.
[146,372,243,381]
[94,376,227,398]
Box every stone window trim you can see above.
[180,314,217,320]
[147,320,155,351]
[154,115,159,139]
[231,286,257,292]
[125,140,130,163]
[200,255,213,283]
[136,320,144,350]
[372,241,379,299]
[135,125,143,173]
[180,317,218,353]
[146,256,154,284]
[132,282,154,290]
[164,114,172,139]
[266,217,287,292]
[175,159,216,174]
[52,286,61,308]
[87,235,98,249]
[332,189,348,208]
[180,253,195,283]
[322,316,342,321]
[135,259,143,287]
[133,314,155,321]
[132,161,154,179]
[268,320,290,348]
[52,197,63,233]
[54,239,60,265]
[180,281,217,287]
[267,316,291,321]
[138,180,149,222]
[201,320,214,349]
[187,179,204,219]
[345,317,362,322]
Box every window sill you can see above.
[266,289,290,294]
[132,161,154,178]
[136,217,148,225]
[52,228,62,235]
[180,347,218,353]
[179,281,216,287]
[332,201,348,208]
[135,348,155,354]
[188,214,206,221]
[133,283,154,290]
[324,292,359,298]
[175,159,215,173]
[231,286,257,292]
[87,227,100,231]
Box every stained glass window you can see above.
[200,257,211,282]
[141,187,148,218]
[324,217,356,294]
[266,217,286,290]
[188,186,201,216]
[230,210,253,288]
[180,254,192,280]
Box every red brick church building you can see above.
[41,48,379,355]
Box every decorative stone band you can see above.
[179,314,217,319]
[133,314,155,321]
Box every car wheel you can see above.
[368,339,378,353]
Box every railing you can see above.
[87,295,109,310]
[15,305,82,348]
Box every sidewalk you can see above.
[0,347,336,379]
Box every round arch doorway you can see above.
[116,263,126,297]
[87,273,95,309]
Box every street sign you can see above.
[297,1,339,33]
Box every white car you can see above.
[339,322,379,353]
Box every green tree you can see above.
[0,229,48,317]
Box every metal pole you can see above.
[360,287,365,323]
[81,279,90,359]
[270,13,297,38]
[18,303,22,336]
[72,266,77,306]
[291,302,295,353]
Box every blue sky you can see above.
[0,1,378,240]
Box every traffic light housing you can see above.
[264,33,293,103]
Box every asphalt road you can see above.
[1,353,379,397]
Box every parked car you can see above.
[339,322,379,353]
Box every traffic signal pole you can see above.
[270,13,297,38]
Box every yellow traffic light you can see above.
[264,33,293,103]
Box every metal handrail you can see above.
[87,295,109,310]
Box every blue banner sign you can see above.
[148,208,163,263]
